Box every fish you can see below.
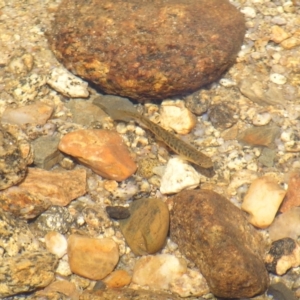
[93,96,214,177]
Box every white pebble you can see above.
[44,231,68,258]
[241,7,256,18]
[219,78,236,87]
[269,73,287,85]
[252,112,272,126]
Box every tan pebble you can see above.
[280,172,300,213]
[45,231,67,258]
[59,129,137,181]
[103,269,131,288]
[43,280,79,300]
[68,235,119,280]
[220,124,239,140]
[270,25,290,43]
[103,180,118,192]
[281,31,300,49]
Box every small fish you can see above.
[94,96,214,176]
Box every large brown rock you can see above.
[170,189,269,298]
[47,0,245,102]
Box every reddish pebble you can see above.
[103,269,132,288]
[280,172,300,213]
[59,129,137,181]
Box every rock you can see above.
[270,25,290,43]
[170,189,269,298]
[265,238,300,275]
[0,124,33,190]
[136,157,161,179]
[0,251,58,298]
[1,102,54,126]
[280,172,300,213]
[184,90,211,116]
[106,206,130,220]
[252,111,272,126]
[47,0,245,102]
[47,67,89,98]
[270,73,287,85]
[59,129,137,181]
[160,157,200,194]
[268,207,300,241]
[208,102,238,129]
[267,282,298,300]
[32,135,63,170]
[45,231,68,258]
[159,100,196,134]
[132,254,209,297]
[258,147,276,167]
[238,124,280,148]
[119,198,169,255]
[103,269,132,288]
[241,176,286,228]
[8,53,34,75]
[67,235,119,280]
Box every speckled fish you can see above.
[93,96,214,177]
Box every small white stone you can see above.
[270,73,287,85]
[242,176,286,228]
[47,67,89,98]
[44,231,68,258]
[241,7,256,18]
[252,112,272,126]
[219,78,236,87]
[160,157,200,194]
[56,257,72,276]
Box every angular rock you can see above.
[103,269,132,288]
[68,235,119,280]
[280,172,300,213]
[0,251,58,298]
[47,0,245,102]
[59,129,137,181]
[119,198,169,255]
[170,189,269,298]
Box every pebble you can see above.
[132,254,209,297]
[160,157,200,194]
[58,129,137,181]
[44,231,68,258]
[184,90,211,115]
[0,251,58,298]
[106,206,130,220]
[270,25,290,43]
[159,100,196,134]
[119,198,169,256]
[241,176,286,228]
[267,282,297,300]
[241,6,256,18]
[258,147,276,167]
[252,111,272,126]
[47,67,89,98]
[270,73,287,85]
[170,189,269,298]
[265,238,300,276]
[67,235,119,280]
[268,207,300,242]
[136,157,161,179]
[103,269,132,288]
[208,102,238,129]
[280,172,300,213]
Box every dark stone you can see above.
[208,102,238,129]
[267,282,297,300]
[170,189,269,298]
[47,0,245,102]
[106,205,130,220]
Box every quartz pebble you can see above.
[103,269,132,288]
[252,111,272,126]
[241,176,286,228]
[47,67,89,98]
[280,172,300,213]
[44,231,68,258]
[119,198,169,255]
[270,73,287,85]
[160,157,200,194]
[67,235,119,280]
[159,100,196,134]
[132,254,209,297]
[59,129,137,181]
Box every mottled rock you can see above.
[119,198,169,255]
[0,251,58,298]
[59,129,137,181]
[136,157,161,179]
[170,189,269,298]
[267,282,297,300]
[241,176,286,228]
[68,235,119,280]
[48,0,245,102]
[208,102,238,129]
[45,231,68,258]
[258,147,276,167]
[103,269,131,288]
[265,238,300,275]
[280,172,300,213]
[132,254,209,297]
[106,206,130,220]
[184,90,211,115]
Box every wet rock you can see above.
[238,124,280,147]
[136,157,161,179]
[265,238,300,275]
[103,269,132,288]
[48,0,245,102]
[184,90,211,115]
[106,206,130,220]
[45,231,68,258]
[258,147,276,167]
[119,198,169,255]
[68,235,119,280]
[170,189,269,298]
[280,172,300,213]
[208,102,238,129]
[267,282,297,300]
[59,129,137,181]
[0,251,58,298]
[268,207,300,241]
[32,135,63,170]
[241,175,286,228]
[132,254,209,297]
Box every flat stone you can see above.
[59,129,137,181]
[0,251,58,298]
[267,282,298,300]
[68,235,119,280]
[106,206,130,220]
[280,172,300,213]
[103,269,132,288]
[47,0,245,102]
[208,102,238,129]
[170,189,269,298]
[119,198,169,255]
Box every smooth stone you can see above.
[119,198,169,255]
[132,254,209,297]
[267,282,297,300]
[265,238,300,276]
[68,235,119,280]
[208,102,238,129]
[258,147,276,167]
[241,176,286,228]
[170,189,269,298]
[103,269,132,288]
[106,206,130,220]
[59,129,137,181]
[48,0,245,102]
[45,231,68,258]
[280,172,300,213]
